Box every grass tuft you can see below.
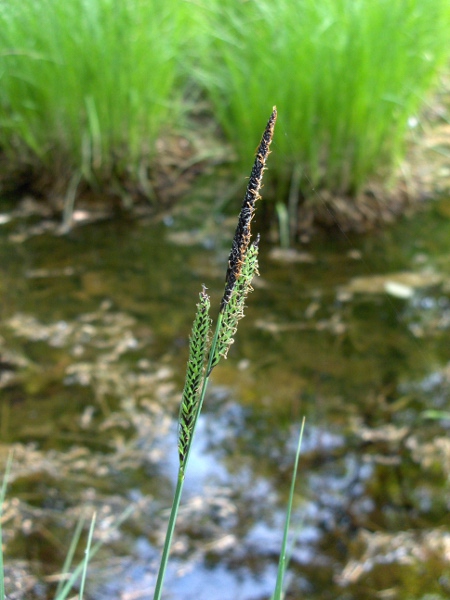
[196,0,450,198]
[0,0,191,193]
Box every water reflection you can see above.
[0,196,449,599]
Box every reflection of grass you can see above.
[197,0,450,198]
[0,0,188,193]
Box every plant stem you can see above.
[273,417,306,600]
[152,470,185,600]
[0,453,14,600]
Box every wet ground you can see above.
[0,189,450,600]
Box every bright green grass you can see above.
[1,0,449,213]
[195,0,450,198]
[0,0,190,190]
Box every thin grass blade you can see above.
[54,514,86,599]
[78,512,96,600]
[0,452,14,600]
[55,505,134,600]
[273,417,306,600]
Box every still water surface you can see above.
[0,195,449,599]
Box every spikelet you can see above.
[209,236,260,371]
[178,287,211,467]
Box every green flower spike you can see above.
[178,286,211,468]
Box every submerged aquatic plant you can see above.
[153,107,277,600]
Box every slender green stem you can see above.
[54,514,86,598]
[0,453,14,600]
[152,470,184,600]
[273,417,306,600]
[79,512,96,600]
[55,505,134,600]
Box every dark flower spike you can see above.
[220,107,277,311]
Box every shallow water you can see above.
[0,193,449,599]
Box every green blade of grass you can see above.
[273,417,306,600]
[421,410,450,421]
[54,513,86,599]
[0,452,14,600]
[78,512,96,600]
[55,504,134,600]
[197,0,450,203]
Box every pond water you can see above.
[0,191,450,600]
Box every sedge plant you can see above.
[195,0,450,198]
[153,107,277,600]
[272,417,305,600]
[0,0,190,194]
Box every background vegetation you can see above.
[0,0,190,194]
[0,0,449,224]
[196,0,450,196]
